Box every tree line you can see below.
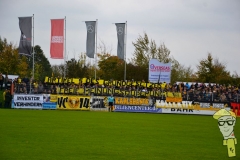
[0,32,240,86]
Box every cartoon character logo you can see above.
[213,109,237,157]
[68,97,80,108]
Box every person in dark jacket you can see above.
[4,89,12,108]
[4,74,9,89]
[0,73,4,90]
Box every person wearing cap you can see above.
[213,109,237,157]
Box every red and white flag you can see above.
[50,19,64,59]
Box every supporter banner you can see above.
[114,105,162,113]
[156,100,230,111]
[90,96,108,111]
[149,59,171,83]
[43,102,57,109]
[57,95,90,110]
[44,77,168,88]
[231,102,240,117]
[42,84,173,97]
[115,97,150,106]
[90,96,107,108]
[13,94,43,109]
[161,108,216,115]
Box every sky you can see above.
[0,0,240,75]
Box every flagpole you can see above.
[64,16,66,78]
[32,14,35,80]
[95,19,98,80]
[124,21,127,81]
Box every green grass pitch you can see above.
[0,109,239,160]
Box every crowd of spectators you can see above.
[9,77,240,103]
[178,82,240,102]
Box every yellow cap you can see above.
[213,109,236,120]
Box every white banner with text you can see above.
[149,59,171,83]
[13,94,43,109]
[161,108,216,115]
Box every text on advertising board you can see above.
[114,105,162,113]
[115,97,149,105]
[13,94,43,109]
[156,100,229,111]
[57,95,90,110]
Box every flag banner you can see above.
[85,21,96,58]
[115,23,125,60]
[18,17,32,56]
[149,59,171,83]
[50,19,64,59]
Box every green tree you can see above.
[65,52,90,78]
[131,33,173,67]
[96,40,125,80]
[66,59,88,78]
[131,32,193,83]
[51,64,64,78]
[17,55,29,77]
[196,53,231,84]
[98,55,124,80]
[28,45,52,81]
[0,37,29,77]
[231,72,240,86]
[126,63,148,81]
[171,62,195,83]
[66,58,80,78]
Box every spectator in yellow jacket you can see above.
[3,89,6,101]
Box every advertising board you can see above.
[13,94,43,109]
[114,105,162,113]
[161,108,216,115]
[90,96,108,111]
[56,95,90,110]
